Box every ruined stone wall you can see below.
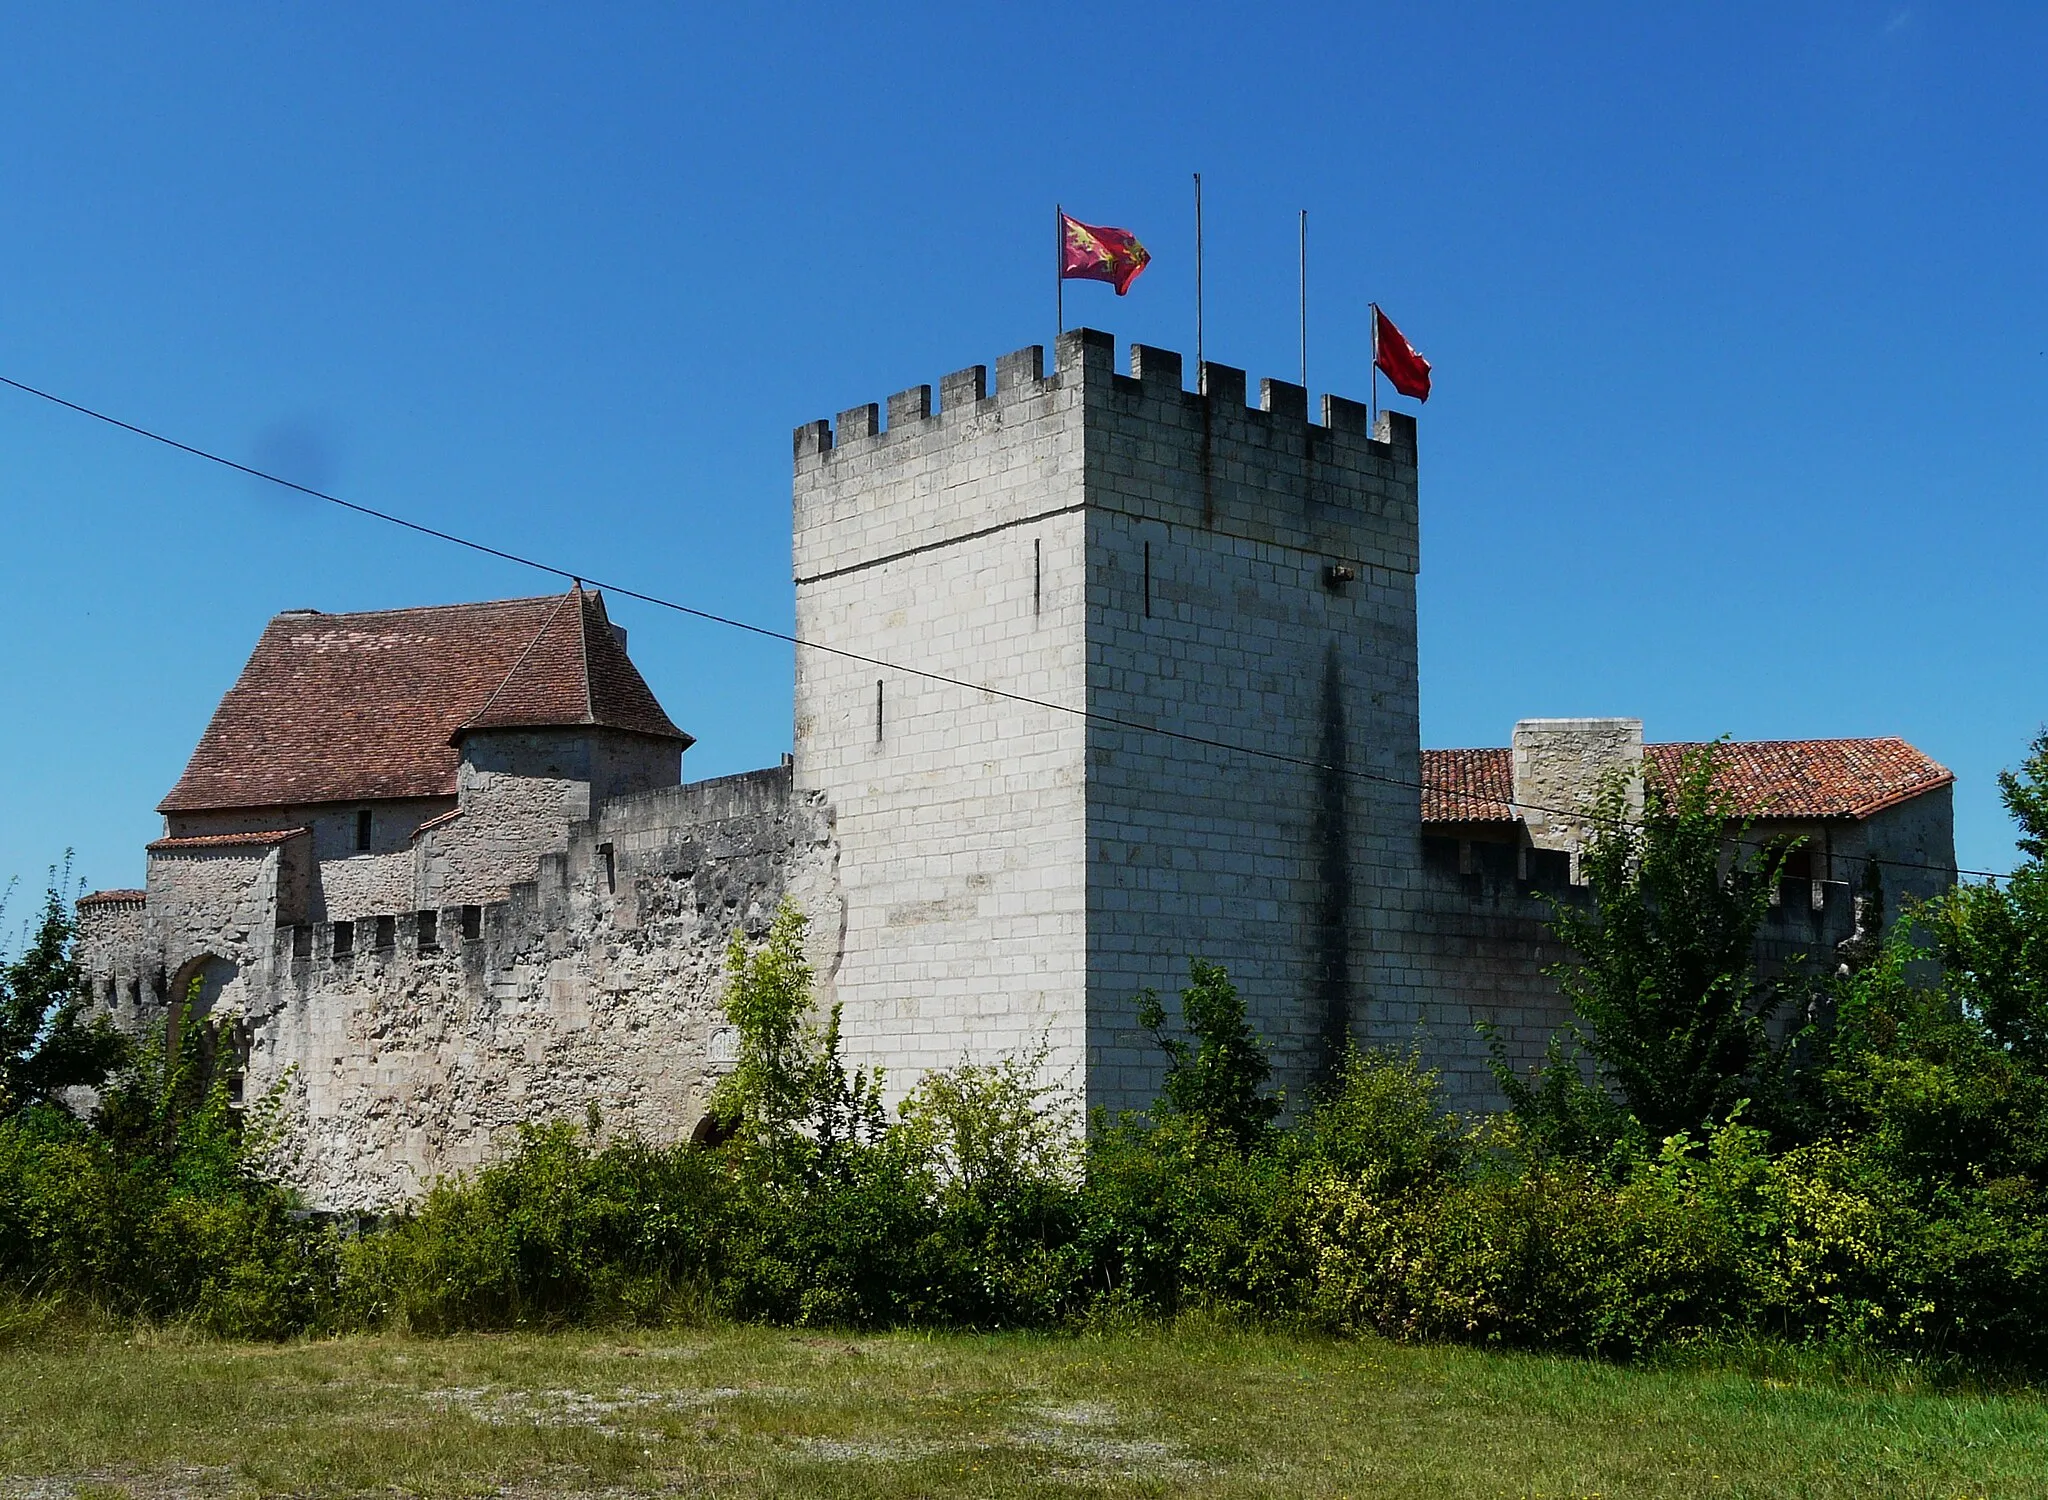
[244,766,833,1209]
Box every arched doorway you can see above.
[164,953,251,1104]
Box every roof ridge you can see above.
[271,593,572,626]
[1647,735,1914,750]
[577,584,595,724]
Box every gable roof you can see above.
[159,588,691,813]
[1420,737,1952,826]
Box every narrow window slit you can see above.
[875,680,885,743]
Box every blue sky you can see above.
[2,2,2043,899]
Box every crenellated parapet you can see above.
[792,329,1418,586]
[793,330,1414,467]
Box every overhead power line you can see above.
[0,371,2014,887]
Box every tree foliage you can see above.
[1530,743,1797,1142]
[710,902,884,1159]
[0,870,125,1118]
[1136,958,1280,1148]
[1924,729,2048,1064]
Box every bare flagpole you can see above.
[1370,301,1380,426]
[1055,204,1064,335]
[1298,209,1308,390]
[1194,173,1204,371]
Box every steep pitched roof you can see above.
[159,589,691,813]
[1420,738,1952,826]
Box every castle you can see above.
[77,330,1959,1208]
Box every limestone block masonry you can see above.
[793,329,1424,1115]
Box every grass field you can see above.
[1,1322,2044,1499]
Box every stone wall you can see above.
[165,797,456,862]
[1074,336,1424,1114]
[1512,718,1644,875]
[241,765,829,1208]
[793,345,1093,1101]
[792,330,1425,1117]
[73,768,826,1210]
[1406,838,1865,1111]
[141,838,300,1000]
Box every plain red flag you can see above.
[1373,304,1432,401]
[1060,211,1151,295]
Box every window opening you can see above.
[461,904,482,942]
[875,680,885,743]
[417,910,438,951]
[332,921,353,959]
[1034,537,1042,617]
[374,915,395,950]
[355,808,372,851]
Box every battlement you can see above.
[793,329,1419,586]
[793,328,1415,472]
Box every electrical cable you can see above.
[0,370,2015,886]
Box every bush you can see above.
[1136,958,1281,1149]
[9,756,2048,1375]
[0,1005,334,1337]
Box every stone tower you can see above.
[792,329,1423,1113]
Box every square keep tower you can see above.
[793,328,1423,1114]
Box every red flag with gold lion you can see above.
[1060,211,1151,295]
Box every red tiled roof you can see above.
[1645,739,1954,821]
[159,589,691,814]
[147,828,308,852]
[1421,738,1953,826]
[1418,748,1516,822]
[78,889,147,906]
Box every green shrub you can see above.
[6,834,2047,1373]
[0,869,125,1118]
[1136,958,1281,1150]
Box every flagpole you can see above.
[1193,173,1204,371]
[1055,204,1064,336]
[1298,209,1307,391]
[1370,302,1379,426]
